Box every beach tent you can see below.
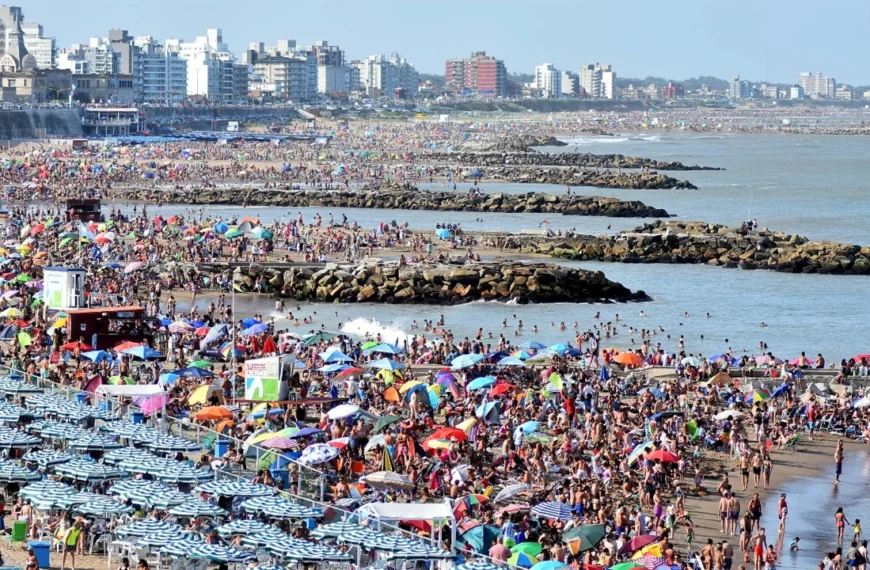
[355,501,456,547]
[96,384,166,415]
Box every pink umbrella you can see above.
[83,375,104,394]
[124,261,145,274]
[139,393,169,415]
[789,357,815,366]
[260,437,298,450]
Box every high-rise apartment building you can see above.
[561,71,578,97]
[134,36,187,105]
[351,53,418,98]
[579,63,614,99]
[798,72,835,99]
[533,63,561,98]
[166,29,248,103]
[729,75,751,99]
[20,21,54,68]
[445,51,507,97]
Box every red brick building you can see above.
[445,51,506,97]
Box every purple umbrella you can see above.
[289,427,322,439]
[260,437,298,450]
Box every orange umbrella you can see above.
[430,427,468,442]
[383,386,400,403]
[614,352,642,366]
[194,406,233,421]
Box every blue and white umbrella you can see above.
[19,480,77,499]
[451,353,484,370]
[311,521,368,540]
[54,492,104,510]
[0,461,40,483]
[0,403,40,422]
[68,434,122,451]
[76,497,134,516]
[158,536,207,557]
[455,561,504,570]
[103,447,156,465]
[530,501,573,521]
[366,343,403,355]
[216,519,273,537]
[153,464,213,484]
[54,459,125,482]
[117,520,182,538]
[493,483,531,503]
[40,422,90,440]
[0,380,43,394]
[186,544,254,563]
[109,479,161,499]
[142,435,200,452]
[119,456,175,475]
[138,529,201,547]
[297,443,339,465]
[193,480,273,498]
[0,431,42,448]
[239,527,289,548]
[320,350,354,363]
[363,534,423,552]
[102,422,160,439]
[337,528,382,545]
[240,496,322,519]
[387,543,455,560]
[367,358,405,371]
[167,499,227,518]
[22,449,75,468]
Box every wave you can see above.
[466,298,521,306]
[630,134,661,142]
[340,317,413,345]
[559,136,630,145]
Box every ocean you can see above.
[151,132,870,362]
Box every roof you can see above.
[43,267,85,272]
[65,305,145,315]
[356,502,454,522]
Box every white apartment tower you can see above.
[533,63,561,98]
[798,72,835,99]
[580,63,615,99]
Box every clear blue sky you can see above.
[18,0,870,84]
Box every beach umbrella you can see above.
[614,352,642,366]
[124,261,145,274]
[451,353,484,370]
[771,384,790,398]
[203,323,227,345]
[298,443,339,465]
[475,401,500,423]
[289,426,322,439]
[0,461,40,483]
[645,450,679,463]
[715,409,743,420]
[216,519,273,537]
[562,524,607,552]
[242,323,269,336]
[681,356,700,367]
[81,350,112,363]
[117,520,182,538]
[326,403,359,420]
[497,356,526,367]
[39,422,89,440]
[744,389,770,404]
[628,441,655,463]
[122,345,163,360]
[68,434,122,451]
[320,350,354,363]
[76,497,134,516]
[531,501,573,521]
[193,480,274,497]
[240,496,322,519]
[363,534,422,552]
[139,529,201,547]
[610,564,645,570]
[494,483,531,503]
[55,459,124,482]
[369,343,403,354]
[187,544,254,563]
[175,366,214,378]
[512,542,544,556]
[508,552,539,568]
[259,437,298,450]
[22,449,75,468]
[531,562,567,570]
[374,415,402,433]
[467,376,496,391]
[310,521,367,540]
[618,535,659,555]
[362,471,413,490]
[459,524,502,553]
[193,406,233,421]
[455,562,503,570]
[336,527,382,546]
[367,358,405,371]
[168,499,228,518]
[0,431,42,448]
[240,527,289,548]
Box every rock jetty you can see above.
[484,135,568,152]
[110,187,671,218]
[519,220,870,275]
[457,167,697,189]
[418,151,722,171]
[224,262,650,305]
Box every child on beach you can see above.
[789,537,800,551]
[855,519,862,542]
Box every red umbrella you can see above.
[195,327,210,336]
[853,354,870,362]
[490,383,515,397]
[335,367,364,379]
[617,534,659,555]
[646,450,679,463]
[430,427,468,442]
[262,336,278,354]
[114,341,143,352]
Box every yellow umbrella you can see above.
[633,543,662,559]
[398,380,423,394]
[0,308,23,317]
[426,439,451,450]
[456,417,477,433]
[428,384,441,396]
[248,431,282,445]
[188,384,213,405]
[53,317,67,328]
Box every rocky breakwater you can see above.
[524,220,870,275]
[230,262,650,305]
[418,151,722,171]
[483,135,568,152]
[121,187,670,218]
[475,167,697,190]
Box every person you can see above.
[25,548,36,570]
[856,519,863,543]
[137,560,149,570]
[61,520,84,570]
[835,440,844,484]
[118,558,130,570]
[789,537,800,551]
[778,493,788,533]
[837,507,852,544]
[488,537,510,566]
[846,541,862,568]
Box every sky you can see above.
[17,0,870,84]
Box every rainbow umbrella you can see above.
[744,389,770,404]
[220,343,246,360]
[508,552,538,568]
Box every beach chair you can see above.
[784,433,801,451]
[1,520,26,549]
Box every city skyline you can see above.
[15,0,870,85]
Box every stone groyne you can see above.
[458,167,697,189]
[224,262,650,305]
[418,151,722,171]
[518,220,870,275]
[109,187,671,218]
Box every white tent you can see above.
[95,384,167,416]
[355,501,456,546]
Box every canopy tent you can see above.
[355,501,456,547]
[95,384,166,416]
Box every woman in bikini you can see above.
[837,507,852,544]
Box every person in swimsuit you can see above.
[751,452,762,488]
[719,493,730,534]
[836,507,851,544]
[739,454,751,491]
[835,440,844,484]
[778,493,788,533]
[748,493,762,533]
[752,528,766,570]
[728,492,741,536]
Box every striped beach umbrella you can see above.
[270,541,352,562]
[158,535,207,557]
[167,499,228,518]
[102,422,160,439]
[54,492,104,510]
[119,456,175,475]
[76,497,134,516]
[142,435,200,452]
[311,521,367,540]
[68,434,122,451]
[337,527,382,545]
[0,461,40,483]
[20,479,77,499]
[55,459,125,482]
[363,534,424,552]
[0,380,43,394]
[193,480,274,497]
[744,389,771,404]
[22,449,75,468]
[361,471,414,490]
[186,543,254,563]
[109,479,161,498]
[531,501,573,521]
[387,543,455,560]
[216,519,273,537]
[153,464,213,484]
[259,437,298,450]
[39,422,89,440]
[138,529,201,547]
[239,496,322,520]
[117,520,182,538]
[103,447,157,465]
[455,561,504,570]
[0,403,40,422]
[297,443,339,465]
[0,431,42,448]
[493,483,531,503]
[239,527,288,548]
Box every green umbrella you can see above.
[15,274,31,283]
[108,376,135,385]
[58,236,73,248]
[611,563,644,570]
[562,524,606,552]
[258,450,277,470]
[191,360,212,369]
[511,542,543,557]
[17,332,32,347]
[29,299,42,309]
[373,415,402,434]
[303,331,338,346]
[224,229,242,239]
[361,340,379,350]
